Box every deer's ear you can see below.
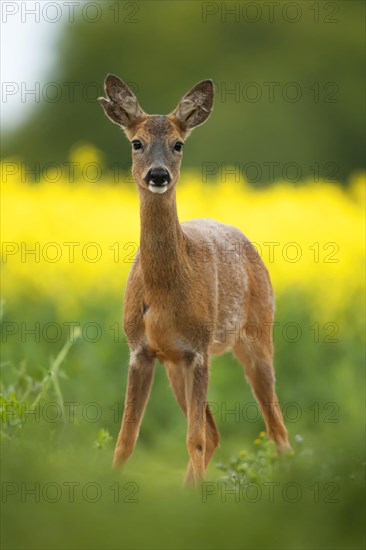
[171,80,214,132]
[98,74,144,129]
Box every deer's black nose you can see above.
[145,168,171,186]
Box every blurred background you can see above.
[1,1,365,550]
[1,0,365,183]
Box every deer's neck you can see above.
[138,189,187,290]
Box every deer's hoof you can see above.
[278,442,294,455]
[112,448,126,469]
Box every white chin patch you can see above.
[148,184,168,194]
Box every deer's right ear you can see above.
[171,80,214,133]
[98,74,144,129]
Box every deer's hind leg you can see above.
[233,321,291,453]
[166,361,220,485]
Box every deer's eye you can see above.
[174,142,183,152]
[132,140,142,150]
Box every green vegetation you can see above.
[1,290,364,549]
[2,1,365,184]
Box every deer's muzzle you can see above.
[144,168,171,187]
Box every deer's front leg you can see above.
[184,352,209,486]
[113,347,155,468]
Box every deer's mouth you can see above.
[148,183,169,194]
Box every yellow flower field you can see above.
[1,147,364,319]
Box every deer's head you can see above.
[99,75,214,194]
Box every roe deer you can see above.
[99,74,291,486]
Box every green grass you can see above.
[1,291,365,550]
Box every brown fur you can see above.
[99,75,291,485]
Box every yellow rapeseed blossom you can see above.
[1,146,364,318]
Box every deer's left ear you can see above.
[171,80,214,132]
[98,74,145,130]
